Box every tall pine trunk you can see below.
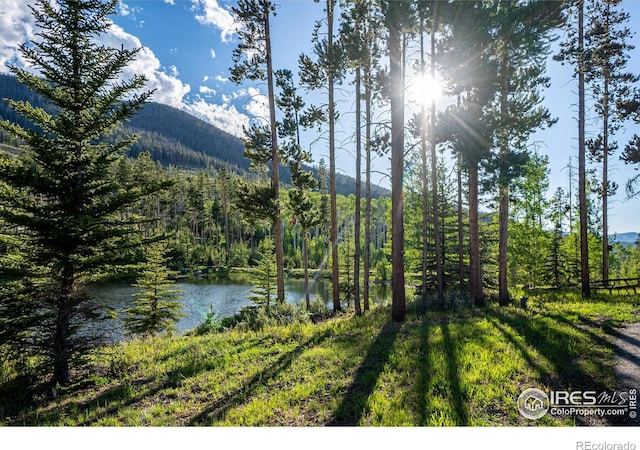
[578,0,591,298]
[498,51,510,306]
[327,0,341,313]
[602,69,610,284]
[263,6,285,304]
[430,15,444,299]
[354,66,362,315]
[498,184,509,303]
[419,18,429,302]
[457,154,465,292]
[364,63,372,312]
[389,5,406,322]
[469,163,485,307]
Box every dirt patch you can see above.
[612,321,640,426]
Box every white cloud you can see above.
[168,64,179,77]
[209,48,216,59]
[191,0,237,43]
[100,24,191,108]
[164,0,176,5]
[0,0,36,73]
[183,99,249,138]
[198,86,217,97]
[221,88,248,104]
[215,74,228,83]
[244,86,269,125]
[117,1,142,20]
[118,1,131,17]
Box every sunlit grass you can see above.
[2,290,638,426]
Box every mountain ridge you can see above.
[610,232,638,245]
[0,74,388,198]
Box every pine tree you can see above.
[383,0,413,322]
[299,0,344,313]
[275,69,325,310]
[248,236,277,311]
[544,188,570,288]
[122,242,184,337]
[0,0,167,386]
[439,2,497,307]
[555,0,591,298]
[583,0,639,283]
[487,1,561,306]
[230,0,286,304]
[340,0,366,315]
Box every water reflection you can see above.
[88,278,390,340]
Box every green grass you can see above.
[2,291,638,426]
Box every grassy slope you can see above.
[3,292,638,426]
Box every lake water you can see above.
[89,277,390,339]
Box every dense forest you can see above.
[1,0,640,430]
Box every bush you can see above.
[221,302,311,332]
[308,296,332,322]
[375,261,391,282]
[190,306,224,335]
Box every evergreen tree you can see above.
[230,0,286,304]
[414,1,444,301]
[340,0,366,315]
[0,0,167,386]
[122,242,184,337]
[440,2,498,307]
[274,69,325,310]
[487,1,561,306]
[555,0,591,298]
[248,236,277,311]
[544,188,571,287]
[583,0,639,283]
[299,0,344,313]
[383,0,413,322]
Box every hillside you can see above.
[611,232,639,245]
[0,74,387,197]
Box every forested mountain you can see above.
[126,101,248,172]
[611,232,639,245]
[0,74,383,197]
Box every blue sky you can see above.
[1,0,640,233]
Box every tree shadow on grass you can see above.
[488,309,639,425]
[13,330,326,425]
[440,321,469,425]
[489,310,610,393]
[416,315,431,425]
[188,328,331,425]
[486,317,555,385]
[327,321,401,426]
[10,374,170,425]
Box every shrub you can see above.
[190,306,224,336]
[221,302,311,332]
[308,296,332,322]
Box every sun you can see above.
[407,73,444,106]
